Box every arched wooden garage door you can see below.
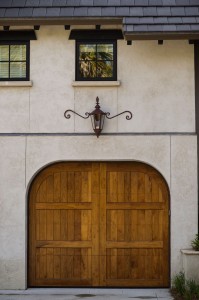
[28,162,170,287]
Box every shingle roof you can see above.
[0,0,199,38]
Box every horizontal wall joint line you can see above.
[0,132,196,137]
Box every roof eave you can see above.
[124,32,199,41]
[0,17,122,26]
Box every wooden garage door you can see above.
[28,162,170,287]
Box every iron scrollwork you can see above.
[64,97,133,137]
[64,110,90,119]
[105,111,133,120]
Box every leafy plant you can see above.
[172,272,186,296]
[191,234,199,251]
[172,272,199,300]
[185,279,199,300]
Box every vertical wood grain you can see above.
[29,162,170,287]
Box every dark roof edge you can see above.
[0,17,122,26]
[0,30,37,41]
[69,29,124,40]
[125,32,199,41]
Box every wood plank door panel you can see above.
[29,162,169,287]
[29,162,100,287]
[99,162,169,287]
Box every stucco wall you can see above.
[170,136,198,276]
[0,137,26,289]
[0,25,197,289]
[0,135,197,289]
[0,26,195,133]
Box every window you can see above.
[76,41,117,81]
[0,41,29,81]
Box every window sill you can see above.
[0,81,33,87]
[72,81,121,87]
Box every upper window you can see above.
[0,41,29,81]
[76,41,117,81]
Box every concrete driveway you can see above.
[0,288,173,300]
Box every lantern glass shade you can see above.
[90,113,105,138]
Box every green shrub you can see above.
[191,234,199,251]
[172,272,186,296]
[185,279,199,300]
[172,272,199,300]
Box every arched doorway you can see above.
[28,162,170,287]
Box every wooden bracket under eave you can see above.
[3,26,10,31]
[34,25,40,30]
[65,25,70,30]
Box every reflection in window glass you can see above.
[97,61,113,78]
[0,43,28,80]
[77,42,116,80]
[10,62,26,78]
[0,62,9,78]
[79,61,97,78]
[0,45,9,61]
[97,44,113,60]
[79,44,96,60]
[10,45,26,61]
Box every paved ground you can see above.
[0,289,173,300]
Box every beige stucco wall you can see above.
[0,26,197,289]
[170,136,198,276]
[0,26,195,133]
[0,135,197,289]
[0,137,26,289]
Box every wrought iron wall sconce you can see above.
[64,97,133,138]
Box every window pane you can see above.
[79,44,96,60]
[0,45,9,61]
[97,61,113,78]
[10,45,26,61]
[0,62,9,78]
[97,44,113,60]
[10,62,26,78]
[79,61,96,78]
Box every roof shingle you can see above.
[0,0,199,36]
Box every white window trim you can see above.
[72,80,121,87]
[0,81,33,87]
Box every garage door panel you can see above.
[35,209,92,242]
[106,248,164,281]
[106,171,164,203]
[35,247,92,281]
[29,162,169,287]
[35,247,93,280]
[106,209,164,242]
[36,171,93,204]
[107,171,132,203]
[36,178,47,203]
[100,162,169,287]
[29,162,99,286]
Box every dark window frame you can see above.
[0,40,30,81]
[75,40,117,81]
